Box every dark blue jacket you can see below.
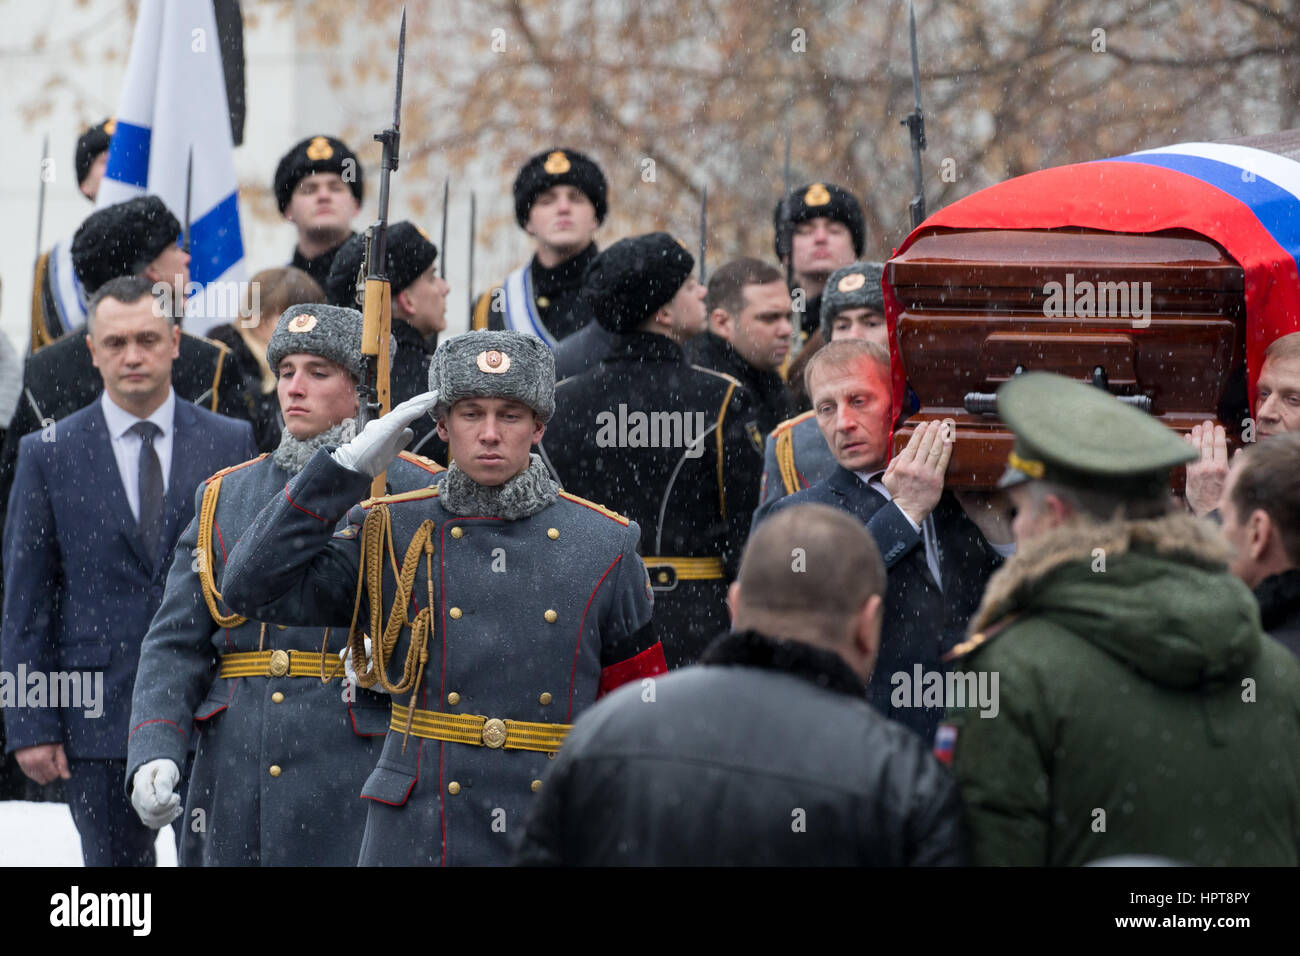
[757,465,1003,741]
[2,397,255,759]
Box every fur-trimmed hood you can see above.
[968,511,1262,689]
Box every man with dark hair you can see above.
[273,135,364,288]
[30,118,116,352]
[759,261,885,507]
[516,502,966,866]
[472,148,605,346]
[542,233,764,668]
[125,303,443,865]
[689,257,796,437]
[772,181,864,358]
[2,276,256,866]
[326,221,450,460]
[219,330,666,866]
[0,197,256,552]
[755,339,1009,741]
[1220,432,1300,655]
[946,371,1300,866]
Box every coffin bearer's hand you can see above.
[956,489,1015,547]
[131,758,182,829]
[1184,420,1230,518]
[332,391,440,479]
[884,419,954,526]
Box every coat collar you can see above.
[699,629,867,699]
[531,242,598,296]
[1253,569,1300,632]
[603,330,687,366]
[690,332,789,403]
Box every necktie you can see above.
[131,421,164,558]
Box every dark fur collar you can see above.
[699,629,866,699]
[1254,569,1300,632]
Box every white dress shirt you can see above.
[855,469,1016,592]
[101,389,176,522]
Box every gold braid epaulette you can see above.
[197,473,245,628]
[346,502,437,749]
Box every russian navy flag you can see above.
[98,0,245,335]
[883,140,1300,420]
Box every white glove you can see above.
[332,391,440,479]
[131,758,182,829]
[339,635,375,689]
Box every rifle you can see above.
[358,6,406,498]
[902,1,927,228]
[780,122,804,352]
[439,175,449,279]
[698,185,708,284]
[35,134,49,268]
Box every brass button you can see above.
[482,718,507,749]
[268,649,290,677]
[544,609,558,623]
[448,781,461,795]
[547,528,559,540]
[531,779,543,793]
[447,692,461,706]
[537,296,550,308]
[269,765,282,778]
[539,692,553,706]
[449,607,462,620]
[450,526,464,539]
[271,691,284,704]
[657,571,669,584]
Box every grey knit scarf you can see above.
[438,453,558,520]
[272,419,358,476]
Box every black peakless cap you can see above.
[325,222,438,308]
[71,195,180,295]
[75,118,115,189]
[513,148,608,227]
[273,135,364,213]
[772,182,866,259]
[581,232,694,334]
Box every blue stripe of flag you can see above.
[189,191,244,285]
[104,120,151,190]
[1106,152,1300,277]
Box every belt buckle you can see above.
[481,717,507,749]
[268,649,290,678]
[648,564,678,592]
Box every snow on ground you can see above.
[0,801,176,866]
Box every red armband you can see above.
[597,642,668,698]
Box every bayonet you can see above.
[902,1,927,228]
[698,185,708,285]
[183,147,194,254]
[35,134,49,266]
[468,190,477,313]
[439,176,449,279]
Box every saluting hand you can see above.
[332,391,440,479]
[883,419,954,527]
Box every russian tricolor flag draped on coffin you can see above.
[97,0,245,335]
[883,139,1300,415]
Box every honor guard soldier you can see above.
[327,221,450,460]
[774,181,864,335]
[541,233,764,667]
[30,118,114,352]
[0,197,255,558]
[759,261,885,508]
[220,330,666,866]
[125,304,443,865]
[471,148,604,346]
[274,135,364,288]
[944,372,1300,865]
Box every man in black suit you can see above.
[754,339,1012,741]
[2,276,256,866]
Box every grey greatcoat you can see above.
[220,451,661,866]
[757,411,837,511]
[124,450,444,866]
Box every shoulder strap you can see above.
[195,474,248,629]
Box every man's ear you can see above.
[435,415,449,442]
[854,593,883,664]
[531,416,546,446]
[394,288,414,318]
[85,334,99,369]
[1248,508,1274,562]
[710,308,733,337]
[1044,492,1074,528]
[170,323,182,359]
[726,581,741,628]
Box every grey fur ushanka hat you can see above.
[427,330,556,422]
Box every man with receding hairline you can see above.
[516,502,966,866]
